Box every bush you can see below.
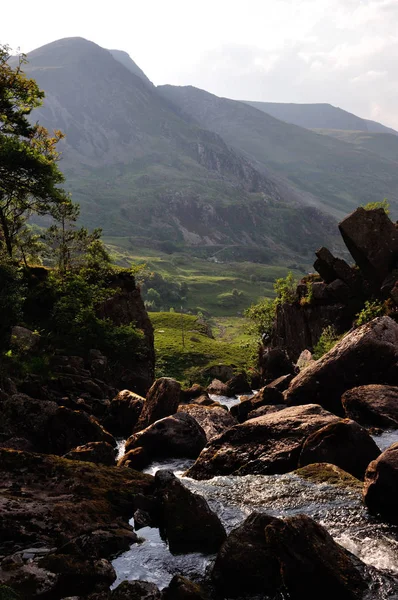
[313,326,341,360]
[0,254,26,347]
[362,199,390,214]
[356,300,386,327]
[245,297,276,338]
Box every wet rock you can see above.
[264,514,367,600]
[206,379,229,396]
[0,554,59,598]
[339,207,398,289]
[230,386,283,423]
[152,470,226,554]
[225,372,251,396]
[163,575,208,600]
[285,316,398,415]
[125,413,206,461]
[342,384,398,429]
[111,580,161,600]
[48,407,115,455]
[294,463,362,490]
[177,404,237,442]
[258,346,295,382]
[212,512,280,597]
[299,419,381,479]
[64,442,116,466]
[186,404,339,480]
[117,447,150,471]
[363,442,398,524]
[103,390,145,437]
[0,394,58,451]
[58,528,140,559]
[135,378,181,432]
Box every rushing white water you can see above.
[372,430,398,451]
[115,438,126,460]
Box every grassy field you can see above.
[150,312,258,386]
[104,236,307,317]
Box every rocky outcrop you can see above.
[363,442,398,524]
[135,378,181,432]
[298,419,381,479]
[151,470,226,554]
[102,389,145,437]
[64,441,116,466]
[186,404,339,480]
[177,403,237,442]
[342,384,398,429]
[125,413,207,464]
[285,317,398,415]
[47,407,115,455]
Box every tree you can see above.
[0,45,69,257]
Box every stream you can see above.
[112,398,398,597]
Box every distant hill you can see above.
[21,37,337,264]
[315,129,398,163]
[160,85,398,219]
[243,101,397,135]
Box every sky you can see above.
[2,0,398,128]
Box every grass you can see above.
[150,312,258,386]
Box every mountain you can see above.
[315,130,398,163]
[159,85,398,219]
[108,49,153,86]
[243,101,397,135]
[22,37,337,264]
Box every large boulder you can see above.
[264,514,366,600]
[125,413,206,461]
[338,207,398,289]
[363,442,398,524]
[134,378,181,432]
[212,512,280,597]
[285,316,398,415]
[48,407,115,455]
[177,404,237,442]
[186,404,339,480]
[152,470,226,554]
[342,384,398,429]
[64,442,116,466]
[206,379,229,396]
[298,419,381,479]
[102,389,145,437]
[258,347,295,382]
[225,372,251,396]
[111,580,162,600]
[163,575,208,600]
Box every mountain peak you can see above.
[108,49,152,86]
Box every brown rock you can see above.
[117,447,150,471]
[64,442,116,466]
[135,378,181,432]
[0,394,58,451]
[285,316,398,415]
[266,373,294,392]
[177,404,237,442]
[48,407,115,455]
[225,372,251,396]
[342,384,398,429]
[163,575,208,600]
[299,419,381,479]
[258,346,295,382]
[111,580,161,600]
[186,404,339,480]
[206,379,229,396]
[125,413,206,460]
[363,442,398,524]
[103,389,145,437]
[230,386,283,423]
[180,384,207,402]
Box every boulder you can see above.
[212,512,280,596]
[294,463,362,490]
[264,514,366,600]
[10,326,40,352]
[314,247,362,294]
[206,379,229,396]
[296,349,314,371]
[152,470,226,554]
[0,394,58,451]
[285,316,398,415]
[258,346,295,382]
[186,404,339,480]
[103,390,145,437]
[342,384,398,429]
[246,404,288,420]
[64,442,116,466]
[125,413,206,461]
[188,394,218,406]
[58,528,140,560]
[230,386,283,423]
[266,373,294,392]
[180,384,207,403]
[163,575,208,600]
[48,407,115,455]
[177,404,237,442]
[111,580,162,600]
[363,442,398,524]
[298,419,381,479]
[225,372,251,396]
[339,207,398,288]
[135,378,181,432]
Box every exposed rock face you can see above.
[135,378,181,432]
[298,419,381,479]
[212,512,280,597]
[342,384,398,429]
[152,470,226,554]
[125,413,207,462]
[103,389,145,437]
[339,207,398,289]
[96,271,155,396]
[263,514,366,600]
[177,404,237,442]
[285,317,398,415]
[186,404,339,480]
[63,441,116,466]
[363,442,398,524]
[47,407,115,455]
